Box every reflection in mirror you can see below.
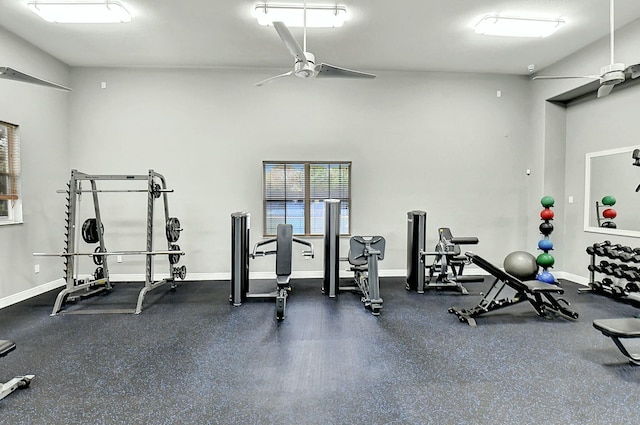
[585,146,640,237]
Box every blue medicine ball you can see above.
[538,239,554,251]
[537,271,556,284]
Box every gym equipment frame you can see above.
[231,214,314,321]
[0,340,34,402]
[406,211,482,294]
[344,236,385,315]
[448,253,579,327]
[35,169,186,315]
[322,199,386,315]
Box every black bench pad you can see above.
[522,280,564,293]
[0,340,16,357]
[593,318,640,338]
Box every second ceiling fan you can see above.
[533,0,640,97]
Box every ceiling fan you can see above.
[0,67,71,91]
[533,0,640,98]
[255,4,376,86]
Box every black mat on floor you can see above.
[0,277,639,424]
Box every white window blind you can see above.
[263,161,351,236]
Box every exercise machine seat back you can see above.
[593,318,640,365]
[275,224,293,286]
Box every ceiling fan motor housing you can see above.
[600,63,626,85]
[294,52,316,78]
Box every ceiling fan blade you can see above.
[315,63,376,79]
[597,84,616,98]
[0,67,71,91]
[255,70,293,86]
[272,22,307,65]
[532,75,600,80]
[626,64,640,79]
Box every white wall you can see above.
[65,67,533,278]
[0,27,71,302]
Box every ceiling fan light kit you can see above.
[254,3,347,28]
[474,14,565,38]
[28,0,132,24]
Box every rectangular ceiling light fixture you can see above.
[254,3,347,28]
[474,15,565,37]
[28,1,132,23]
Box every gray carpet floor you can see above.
[0,277,639,424]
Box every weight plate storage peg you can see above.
[93,246,105,265]
[166,217,182,242]
[94,267,105,280]
[168,244,181,265]
[82,218,103,244]
[151,182,162,199]
[173,265,187,280]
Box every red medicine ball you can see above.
[540,209,554,220]
[602,208,617,219]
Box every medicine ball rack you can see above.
[34,169,186,315]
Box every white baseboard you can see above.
[0,278,65,310]
[0,268,590,310]
[555,271,589,286]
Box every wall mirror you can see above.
[584,146,640,237]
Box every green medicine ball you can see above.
[540,196,555,208]
[537,253,555,267]
[601,195,616,206]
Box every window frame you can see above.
[262,160,352,237]
[0,121,22,225]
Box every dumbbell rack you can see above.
[580,241,640,302]
[37,169,186,315]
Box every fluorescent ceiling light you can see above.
[254,3,347,28]
[474,14,565,37]
[28,1,132,23]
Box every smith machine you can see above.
[322,199,386,315]
[34,169,186,315]
[230,212,314,321]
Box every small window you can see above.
[0,121,21,224]
[263,161,351,236]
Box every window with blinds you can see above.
[263,161,351,236]
[0,121,20,220]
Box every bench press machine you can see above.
[1,340,34,402]
[448,252,579,326]
[231,213,314,321]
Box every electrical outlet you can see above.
[117,255,123,263]
[34,264,40,274]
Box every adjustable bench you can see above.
[1,340,34,401]
[448,252,579,326]
[593,318,640,365]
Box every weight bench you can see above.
[593,318,640,365]
[448,252,579,326]
[1,340,34,401]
